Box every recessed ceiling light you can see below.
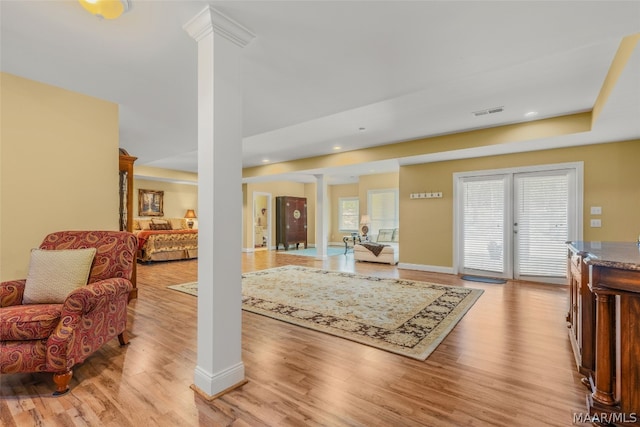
[261,159,270,163]
[525,111,538,118]
[333,146,342,150]
[359,127,366,131]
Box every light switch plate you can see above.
[590,219,602,228]
[590,206,602,215]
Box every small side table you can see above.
[343,234,363,254]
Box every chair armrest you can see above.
[1,279,26,307]
[46,278,133,372]
[63,278,133,316]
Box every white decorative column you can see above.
[184,7,254,399]
[314,174,329,259]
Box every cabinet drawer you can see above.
[571,254,582,267]
[570,254,582,278]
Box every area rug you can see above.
[168,265,483,360]
[277,246,345,257]
[167,281,198,296]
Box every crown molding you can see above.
[184,6,255,47]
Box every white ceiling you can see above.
[2,1,639,184]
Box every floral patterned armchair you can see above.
[0,231,137,395]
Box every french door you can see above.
[455,163,582,283]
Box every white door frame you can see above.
[252,192,272,250]
[453,162,583,283]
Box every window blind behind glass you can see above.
[339,198,359,230]
[463,178,505,274]
[516,173,569,277]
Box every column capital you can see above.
[183,5,255,47]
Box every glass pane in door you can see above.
[462,177,506,274]
[515,172,569,278]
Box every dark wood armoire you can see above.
[118,148,138,300]
[275,196,307,250]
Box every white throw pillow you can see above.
[377,229,394,242]
[23,248,97,304]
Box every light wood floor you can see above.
[1,251,591,426]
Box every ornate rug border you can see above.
[242,266,483,361]
[167,266,484,360]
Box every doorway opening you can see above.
[253,193,271,250]
[454,162,583,284]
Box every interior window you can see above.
[367,189,399,237]
[338,197,359,231]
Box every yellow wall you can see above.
[358,172,399,220]
[243,113,592,180]
[399,140,640,268]
[326,174,400,243]
[242,183,248,248]
[0,73,119,280]
[134,165,198,183]
[134,178,198,222]
[329,183,359,242]
[304,183,317,247]
[243,181,308,249]
[243,174,401,249]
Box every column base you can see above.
[191,379,248,401]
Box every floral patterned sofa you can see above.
[0,231,136,395]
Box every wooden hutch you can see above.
[567,242,640,425]
[119,148,138,300]
[275,196,307,250]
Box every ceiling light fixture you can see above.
[261,159,270,163]
[333,146,342,150]
[79,0,131,19]
[525,111,539,118]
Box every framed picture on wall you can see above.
[138,189,164,216]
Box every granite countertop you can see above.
[568,241,640,272]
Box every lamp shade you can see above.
[184,209,197,219]
[79,0,131,19]
[360,214,371,225]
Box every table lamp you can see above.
[360,214,371,238]
[184,209,197,229]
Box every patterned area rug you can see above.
[167,265,483,360]
[167,281,198,296]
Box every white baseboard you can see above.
[193,361,245,399]
[243,245,276,252]
[245,243,344,252]
[397,263,455,275]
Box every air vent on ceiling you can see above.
[473,106,504,117]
